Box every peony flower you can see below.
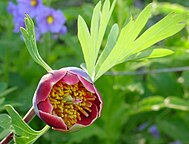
[33,67,103,132]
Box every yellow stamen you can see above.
[48,81,96,128]
[47,16,54,24]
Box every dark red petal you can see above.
[39,110,67,130]
[37,98,53,113]
[93,88,103,116]
[34,69,67,104]
[62,72,79,85]
[77,104,98,126]
[78,76,95,93]
[66,67,93,83]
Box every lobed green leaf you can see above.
[78,0,117,80]
[20,14,52,72]
[125,48,174,61]
[95,24,119,72]
[129,13,186,55]
[94,4,153,80]
[78,15,92,76]
[5,105,50,144]
[94,4,185,81]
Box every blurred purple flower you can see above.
[7,2,25,32]
[148,125,160,138]
[36,7,67,34]
[7,0,67,40]
[138,122,148,131]
[17,0,44,17]
[7,2,17,15]
[35,27,41,41]
[169,140,182,144]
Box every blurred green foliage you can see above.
[0,0,189,144]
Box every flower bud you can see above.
[33,67,103,132]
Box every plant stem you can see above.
[0,106,35,144]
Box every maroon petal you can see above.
[37,98,53,113]
[34,69,67,104]
[78,76,95,93]
[77,104,98,126]
[93,88,103,116]
[62,72,79,85]
[66,67,93,83]
[39,110,67,130]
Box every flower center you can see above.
[47,16,54,24]
[30,0,38,6]
[48,80,96,128]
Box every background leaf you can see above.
[0,114,12,129]
[157,117,189,144]
[129,96,189,115]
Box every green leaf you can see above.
[5,105,50,144]
[154,2,189,15]
[95,0,111,57]
[95,24,119,72]
[0,128,10,140]
[67,125,105,144]
[95,0,117,67]
[94,4,153,80]
[157,118,189,144]
[145,48,174,58]
[91,1,101,60]
[131,96,165,114]
[164,96,189,111]
[94,4,185,81]
[20,14,52,72]
[0,114,12,129]
[0,82,8,93]
[0,87,17,98]
[182,71,189,87]
[78,15,92,76]
[129,96,189,115]
[129,13,185,55]
[78,0,117,79]
[129,3,153,43]
[125,48,174,61]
